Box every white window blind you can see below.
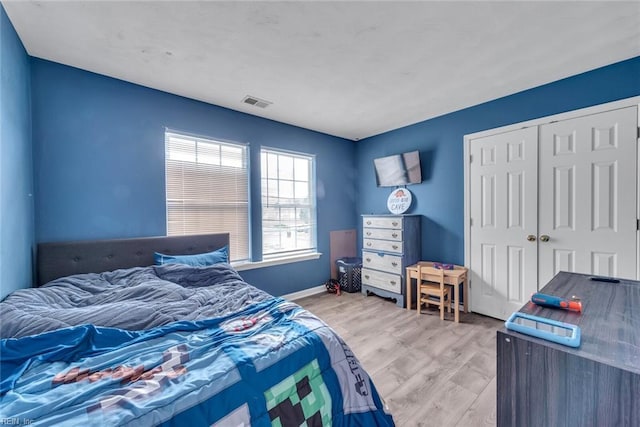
[165,132,249,262]
[261,148,316,258]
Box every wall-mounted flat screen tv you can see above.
[373,150,422,187]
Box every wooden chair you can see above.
[417,264,451,320]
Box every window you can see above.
[261,148,316,258]
[165,131,249,262]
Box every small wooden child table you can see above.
[405,261,469,323]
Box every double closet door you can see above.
[469,106,638,320]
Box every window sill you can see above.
[232,252,322,272]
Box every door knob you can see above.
[540,235,550,242]
[527,235,536,242]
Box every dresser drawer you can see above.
[363,228,402,241]
[362,216,402,229]
[363,238,402,254]
[362,268,401,293]
[362,251,402,275]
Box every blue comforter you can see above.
[0,264,394,426]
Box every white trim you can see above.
[463,133,472,311]
[280,284,327,301]
[232,252,322,271]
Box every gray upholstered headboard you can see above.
[37,233,230,286]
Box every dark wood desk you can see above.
[497,271,640,426]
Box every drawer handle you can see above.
[366,258,371,262]
[391,262,398,267]
[366,231,371,236]
[392,233,398,238]
[392,221,398,226]
[366,221,372,225]
[392,245,399,250]
[390,280,396,285]
[367,242,372,247]
[365,275,370,279]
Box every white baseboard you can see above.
[281,285,326,301]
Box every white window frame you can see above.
[164,130,249,262]
[164,131,322,270]
[260,147,318,260]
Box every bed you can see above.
[0,233,394,426]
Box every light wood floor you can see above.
[296,291,502,426]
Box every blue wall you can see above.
[0,5,34,299]
[31,59,358,296]
[17,39,640,297]
[357,56,640,265]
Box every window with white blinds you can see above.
[165,131,249,262]
[261,148,316,258]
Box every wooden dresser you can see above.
[361,215,420,308]
[497,271,640,426]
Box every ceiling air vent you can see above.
[242,95,272,109]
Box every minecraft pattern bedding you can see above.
[0,264,394,426]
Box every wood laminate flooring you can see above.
[296,291,503,426]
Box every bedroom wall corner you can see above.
[356,56,640,266]
[0,5,34,299]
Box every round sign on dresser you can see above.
[387,188,412,214]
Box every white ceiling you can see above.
[3,1,640,141]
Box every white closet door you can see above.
[538,106,638,285]
[470,127,539,319]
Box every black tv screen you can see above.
[374,150,422,187]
